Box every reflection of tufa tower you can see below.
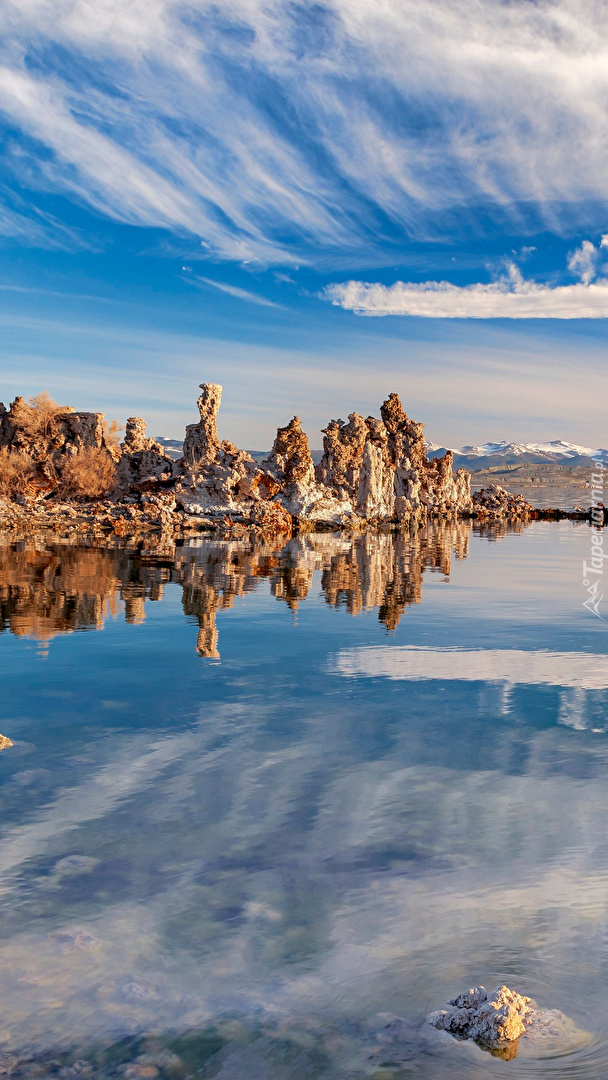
[171,521,474,653]
[0,520,499,659]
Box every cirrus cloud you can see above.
[3,2,608,262]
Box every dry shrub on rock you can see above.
[0,448,34,496]
[60,448,117,499]
[103,418,123,453]
[12,392,69,439]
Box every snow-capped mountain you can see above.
[155,436,183,459]
[425,439,608,468]
[458,440,606,460]
[156,434,607,469]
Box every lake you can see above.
[0,520,607,1078]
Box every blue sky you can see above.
[1,0,607,448]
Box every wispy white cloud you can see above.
[326,276,608,319]
[2,2,608,262]
[326,248,608,318]
[567,239,598,285]
[0,187,89,248]
[187,275,282,308]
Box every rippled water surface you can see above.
[0,521,607,1078]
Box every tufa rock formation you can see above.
[427,984,586,1057]
[472,484,534,519]
[316,395,472,521]
[182,383,222,465]
[0,383,555,534]
[0,394,118,497]
[260,416,354,525]
[428,985,531,1044]
[116,418,175,489]
[174,383,472,528]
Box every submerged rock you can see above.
[0,1055,20,1076]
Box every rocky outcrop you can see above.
[176,439,270,521]
[117,418,175,489]
[0,396,114,463]
[0,734,12,751]
[0,394,118,497]
[427,984,584,1057]
[175,386,474,528]
[262,417,354,525]
[0,384,556,533]
[316,395,472,522]
[472,484,534,518]
[182,383,222,465]
[317,413,368,499]
[176,384,275,520]
[429,985,531,1044]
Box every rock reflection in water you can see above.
[0,521,522,656]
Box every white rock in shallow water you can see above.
[468,985,531,1043]
[448,986,489,1010]
[427,984,587,1056]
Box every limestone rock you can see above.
[263,417,354,526]
[357,393,472,520]
[182,383,222,466]
[117,418,175,489]
[177,385,285,522]
[468,985,531,1043]
[250,501,293,534]
[447,986,488,1010]
[176,440,266,519]
[472,484,533,518]
[427,983,573,1051]
[317,413,368,499]
[264,416,316,486]
[0,383,534,533]
[0,395,121,502]
[357,418,395,520]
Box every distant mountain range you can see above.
[425,440,608,470]
[155,438,324,465]
[156,436,607,472]
[155,437,184,459]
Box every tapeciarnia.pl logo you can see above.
[583,458,606,619]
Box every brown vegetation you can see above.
[0,448,34,497]
[12,392,70,439]
[60,448,117,499]
[103,418,123,452]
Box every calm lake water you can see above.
[0,521,607,1078]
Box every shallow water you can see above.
[0,520,607,1078]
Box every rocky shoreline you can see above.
[0,385,605,538]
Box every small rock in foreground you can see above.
[428,985,531,1045]
[0,735,13,751]
[428,984,584,1055]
